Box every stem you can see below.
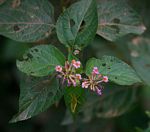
[68,47,72,53]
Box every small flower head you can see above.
[55,60,82,87]
[82,81,89,88]
[72,60,81,69]
[103,76,109,82]
[55,62,109,96]
[76,74,82,80]
[82,67,109,96]
[55,65,62,72]
[92,67,99,74]
[76,61,81,68]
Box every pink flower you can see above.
[55,65,62,72]
[103,76,108,82]
[72,60,81,69]
[67,80,71,86]
[92,67,99,74]
[76,61,81,68]
[72,80,76,87]
[76,74,82,80]
[82,81,89,88]
[96,89,102,95]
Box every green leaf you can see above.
[10,75,64,123]
[97,0,146,41]
[81,83,137,118]
[17,45,65,77]
[0,0,54,42]
[86,56,141,85]
[135,125,150,132]
[56,0,98,49]
[62,84,138,124]
[128,37,150,86]
[64,87,85,115]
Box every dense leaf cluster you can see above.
[0,0,148,125]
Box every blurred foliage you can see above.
[0,0,150,132]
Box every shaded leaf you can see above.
[97,0,146,41]
[135,126,150,132]
[128,37,150,86]
[81,83,137,118]
[62,109,112,132]
[62,100,93,125]
[62,84,137,125]
[61,110,74,125]
[86,56,141,85]
[10,75,63,123]
[0,0,54,42]
[17,45,65,77]
[56,0,98,49]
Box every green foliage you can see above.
[62,83,137,125]
[10,75,63,123]
[82,83,137,118]
[128,37,150,86]
[56,0,98,49]
[17,45,65,77]
[0,0,148,128]
[97,0,146,41]
[0,0,54,42]
[86,56,141,85]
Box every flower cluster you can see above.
[55,60,82,87]
[55,60,109,96]
[82,67,108,95]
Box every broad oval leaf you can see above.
[62,84,137,125]
[10,75,64,123]
[128,37,150,86]
[81,83,137,118]
[86,56,141,85]
[17,45,65,77]
[97,0,146,41]
[56,0,98,49]
[0,0,54,42]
